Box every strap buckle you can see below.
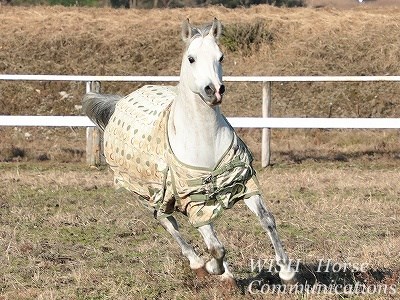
[203,174,213,184]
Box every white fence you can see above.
[1,74,400,167]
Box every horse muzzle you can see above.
[204,84,225,106]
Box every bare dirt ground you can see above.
[0,3,400,299]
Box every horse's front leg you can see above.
[158,215,207,277]
[244,194,296,282]
[197,224,235,286]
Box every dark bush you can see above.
[47,0,97,6]
[11,146,25,159]
[266,0,304,7]
[220,20,274,56]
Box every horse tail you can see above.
[82,93,121,131]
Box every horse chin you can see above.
[198,91,223,107]
[207,99,222,107]
[202,95,222,107]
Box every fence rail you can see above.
[2,115,399,129]
[1,75,400,166]
[2,74,400,82]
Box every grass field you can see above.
[1,161,399,299]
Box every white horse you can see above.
[83,18,295,287]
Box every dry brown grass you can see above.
[306,0,400,9]
[1,5,400,163]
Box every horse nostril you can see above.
[219,85,225,95]
[205,85,215,96]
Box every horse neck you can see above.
[167,82,234,169]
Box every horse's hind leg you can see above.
[197,224,236,286]
[158,215,207,277]
[244,195,296,282]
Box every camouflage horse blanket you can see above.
[104,85,261,227]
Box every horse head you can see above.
[180,18,225,107]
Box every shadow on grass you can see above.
[237,261,399,295]
[280,149,400,164]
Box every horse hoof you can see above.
[279,267,297,284]
[193,266,209,278]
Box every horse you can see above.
[82,18,295,287]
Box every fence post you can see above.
[85,81,103,166]
[262,81,272,167]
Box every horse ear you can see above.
[209,18,222,40]
[182,18,194,42]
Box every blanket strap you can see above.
[186,157,248,187]
[187,157,254,206]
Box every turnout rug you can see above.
[104,85,261,227]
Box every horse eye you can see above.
[188,56,195,64]
[219,55,224,63]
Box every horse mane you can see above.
[194,23,213,38]
[186,21,221,44]
[185,27,208,45]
